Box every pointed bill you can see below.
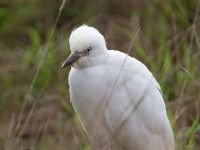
[62,52,80,68]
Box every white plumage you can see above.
[62,25,175,150]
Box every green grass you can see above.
[0,0,199,149]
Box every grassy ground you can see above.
[0,0,200,149]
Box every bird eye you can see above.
[87,47,91,52]
[85,47,91,54]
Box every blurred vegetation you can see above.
[0,0,200,149]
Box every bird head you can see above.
[62,25,108,68]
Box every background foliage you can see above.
[0,0,200,149]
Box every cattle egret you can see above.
[62,25,175,150]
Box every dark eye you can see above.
[85,47,91,55]
[87,47,91,52]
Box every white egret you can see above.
[62,25,174,150]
